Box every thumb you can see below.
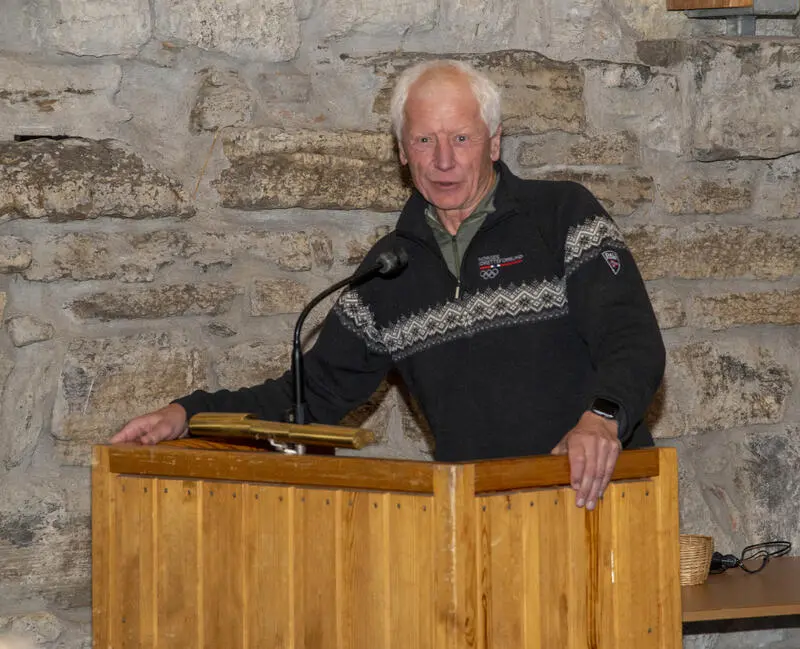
[551,440,567,455]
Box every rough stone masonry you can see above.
[0,1,799,647]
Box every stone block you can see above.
[154,0,300,61]
[250,278,311,316]
[0,139,195,221]
[675,428,800,575]
[691,42,800,162]
[0,293,5,320]
[215,341,292,389]
[755,153,800,221]
[581,61,683,155]
[0,348,56,469]
[312,0,436,38]
[518,131,638,167]
[339,376,433,460]
[33,0,151,56]
[186,229,321,272]
[650,340,792,438]
[0,480,90,608]
[626,224,799,281]
[0,236,32,272]
[657,165,754,215]
[687,289,800,330]
[6,315,55,347]
[222,127,397,161]
[217,128,409,211]
[190,69,255,133]
[521,168,654,216]
[254,69,311,103]
[342,226,393,266]
[309,231,335,269]
[504,0,688,64]
[639,39,800,161]
[369,51,585,136]
[6,611,63,644]
[25,231,186,283]
[25,228,325,283]
[646,285,686,330]
[51,332,208,464]
[68,283,238,321]
[0,55,131,140]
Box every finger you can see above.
[551,440,567,456]
[584,440,612,510]
[599,440,621,497]
[574,441,597,508]
[110,418,151,444]
[141,418,176,445]
[568,442,587,496]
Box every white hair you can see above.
[389,59,501,141]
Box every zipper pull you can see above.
[454,282,461,300]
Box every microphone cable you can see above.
[709,540,791,575]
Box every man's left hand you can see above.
[551,411,622,511]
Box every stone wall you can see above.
[0,2,799,647]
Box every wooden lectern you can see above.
[92,433,681,648]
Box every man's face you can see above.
[398,72,501,221]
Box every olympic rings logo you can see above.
[480,267,499,280]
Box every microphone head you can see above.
[376,247,409,276]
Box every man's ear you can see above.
[490,125,502,161]
[398,140,408,165]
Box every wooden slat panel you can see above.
[155,478,200,649]
[473,449,659,494]
[337,491,388,649]
[594,489,617,648]
[92,447,113,649]
[108,446,435,493]
[654,448,682,647]
[666,0,752,9]
[535,488,587,649]
[433,464,477,649]
[479,494,525,648]
[606,481,660,648]
[113,476,156,649]
[388,494,434,649]
[201,482,244,648]
[295,488,338,649]
[522,493,543,649]
[244,485,294,648]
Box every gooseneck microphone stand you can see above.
[288,248,408,454]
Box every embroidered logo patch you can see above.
[602,250,621,275]
[477,253,524,280]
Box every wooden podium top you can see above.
[682,556,800,622]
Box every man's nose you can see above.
[434,138,455,171]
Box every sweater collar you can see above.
[395,160,521,242]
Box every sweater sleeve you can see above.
[173,290,393,425]
[559,183,665,442]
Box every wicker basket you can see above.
[679,534,714,586]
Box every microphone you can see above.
[290,247,408,431]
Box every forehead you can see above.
[403,73,484,132]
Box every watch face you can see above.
[591,397,620,420]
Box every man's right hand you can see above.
[110,403,189,445]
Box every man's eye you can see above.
[455,135,468,143]
[418,137,430,144]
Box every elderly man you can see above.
[112,60,665,511]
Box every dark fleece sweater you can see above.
[175,162,665,462]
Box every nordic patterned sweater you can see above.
[175,162,665,462]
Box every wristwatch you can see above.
[589,397,621,421]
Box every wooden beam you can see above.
[666,0,752,10]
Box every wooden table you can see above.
[682,556,800,622]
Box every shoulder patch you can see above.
[602,250,621,275]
